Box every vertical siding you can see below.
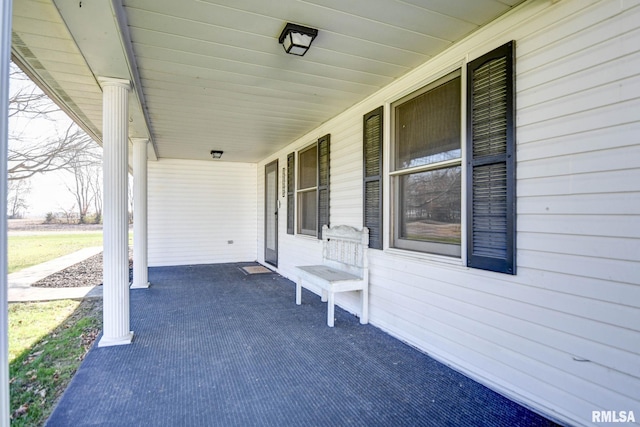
[148,159,257,266]
[256,1,640,426]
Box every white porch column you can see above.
[1,1,13,424]
[99,78,133,347]
[131,138,149,289]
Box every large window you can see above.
[391,70,462,257]
[385,41,516,274]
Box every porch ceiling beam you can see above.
[110,0,157,161]
[52,0,157,160]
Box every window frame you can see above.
[389,69,464,257]
[296,142,318,237]
[291,134,330,239]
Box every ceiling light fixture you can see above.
[278,23,318,56]
[210,150,223,159]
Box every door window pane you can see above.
[266,169,277,249]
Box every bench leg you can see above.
[327,292,335,327]
[360,286,369,325]
[296,281,302,305]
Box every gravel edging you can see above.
[32,252,133,288]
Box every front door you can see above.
[264,160,278,266]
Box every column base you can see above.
[98,331,134,347]
[130,281,150,289]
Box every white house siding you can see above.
[148,158,257,267]
[256,1,640,425]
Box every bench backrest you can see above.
[322,225,369,278]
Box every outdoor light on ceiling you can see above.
[278,23,318,56]
[210,150,223,159]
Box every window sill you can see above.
[384,247,465,268]
[295,233,321,242]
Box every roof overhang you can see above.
[11,0,526,163]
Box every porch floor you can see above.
[46,263,556,426]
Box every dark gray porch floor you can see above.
[46,263,557,427]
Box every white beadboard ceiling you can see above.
[11,0,524,163]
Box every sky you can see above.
[27,172,77,218]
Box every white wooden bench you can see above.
[295,225,369,327]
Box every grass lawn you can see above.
[9,299,102,426]
[8,233,104,274]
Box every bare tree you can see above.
[7,180,31,219]
[8,61,98,181]
[59,204,78,224]
[9,123,97,181]
[90,168,103,224]
[65,148,102,224]
[9,62,59,120]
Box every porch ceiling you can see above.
[11,0,524,163]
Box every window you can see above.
[391,70,462,257]
[389,41,515,274]
[294,134,330,238]
[297,143,317,236]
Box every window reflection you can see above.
[399,167,461,244]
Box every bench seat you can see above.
[295,225,369,327]
[297,265,361,285]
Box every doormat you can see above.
[241,266,273,274]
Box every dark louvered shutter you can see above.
[286,152,295,235]
[317,134,330,239]
[466,41,516,274]
[363,106,383,249]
